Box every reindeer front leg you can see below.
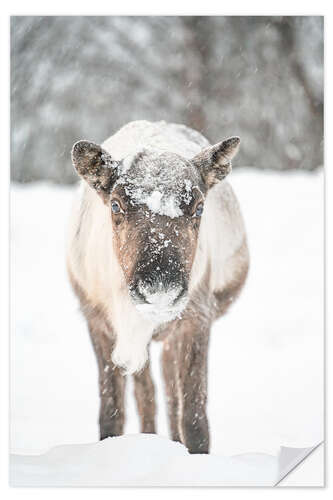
[88,324,126,439]
[99,360,126,439]
[178,320,210,454]
[162,336,182,443]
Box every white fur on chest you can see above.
[109,295,156,374]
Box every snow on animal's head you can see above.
[71,137,240,322]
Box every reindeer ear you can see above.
[71,140,119,202]
[192,137,240,188]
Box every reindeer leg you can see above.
[98,360,126,440]
[133,358,156,433]
[178,320,210,454]
[88,324,126,440]
[162,337,182,443]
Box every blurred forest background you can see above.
[11,16,323,184]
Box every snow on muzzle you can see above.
[130,258,189,321]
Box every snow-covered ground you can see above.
[10,168,323,485]
[11,434,280,487]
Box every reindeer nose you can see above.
[132,277,186,307]
[137,280,185,306]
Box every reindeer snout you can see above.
[137,279,186,307]
[132,276,188,321]
[130,267,188,309]
[130,254,189,321]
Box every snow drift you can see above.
[10,168,323,485]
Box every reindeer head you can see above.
[72,137,240,323]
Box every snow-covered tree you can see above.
[11,16,323,183]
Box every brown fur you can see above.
[161,319,210,453]
[110,183,201,290]
[72,141,118,203]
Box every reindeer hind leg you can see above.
[133,358,156,434]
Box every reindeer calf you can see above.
[67,120,249,453]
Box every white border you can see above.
[1,3,330,498]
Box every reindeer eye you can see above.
[194,203,204,217]
[111,200,121,214]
